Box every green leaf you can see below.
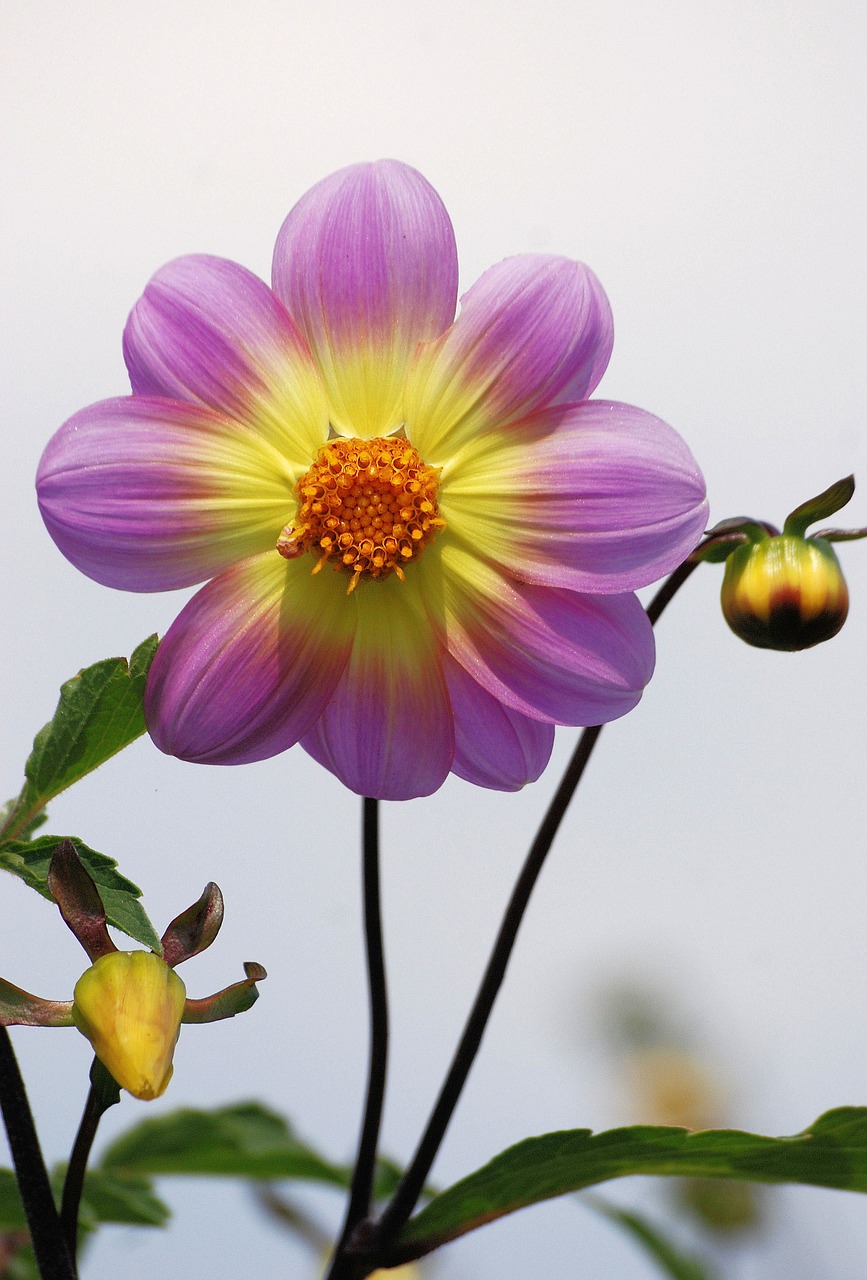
[396,1109,867,1259]
[0,1169,27,1231]
[100,1103,351,1184]
[100,1103,403,1200]
[372,1154,408,1202]
[6,1244,39,1280]
[0,1166,167,1231]
[0,637,158,844]
[0,800,47,843]
[678,1176,761,1232]
[76,1169,169,1227]
[585,1197,715,1280]
[0,836,161,952]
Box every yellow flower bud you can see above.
[721,535,849,651]
[72,952,186,1100]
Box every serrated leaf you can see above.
[100,1103,350,1184]
[0,637,158,844]
[585,1197,715,1280]
[0,836,161,952]
[395,1108,867,1259]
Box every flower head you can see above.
[721,535,849,651]
[0,842,265,1100]
[37,162,708,799]
[72,951,186,1100]
[700,476,866,652]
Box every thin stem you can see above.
[253,1186,332,1252]
[373,725,603,1247]
[327,798,388,1278]
[645,557,700,626]
[371,555,702,1254]
[0,1027,76,1280]
[60,1059,119,1259]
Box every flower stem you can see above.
[0,1027,76,1279]
[370,554,702,1259]
[372,724,604,1250]
[326,798,388,1279]
[60,1059,120,1259]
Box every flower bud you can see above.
[721,535,849,651]
[72,951,186,1100]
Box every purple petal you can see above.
[301,575,454,800]
[272,160,458,438]
[442,400,709,593]
[145,553,356,764]
[444,655,555,790]
[423,540,655,725]
[37,397,298,591]
[123,254,328,466]
[407,255,613,461]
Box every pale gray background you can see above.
[2,2,866,1277]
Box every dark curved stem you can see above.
[371,555,702,1254]
[645,557,700,625]
[0,1027,76,1279]
[60,1059,119,1259]
[373,725,603,1246]
[327,798,388,1278]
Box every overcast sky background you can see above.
[2,3,867,1277]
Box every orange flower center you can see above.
[277,436,444,593]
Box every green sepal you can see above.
[691,519,776,564]
[584,1196,716,1280]
[181,961,266,1024]
[783,475,855,538]
[89,1054,122,1113]
[0,836,161,953]
[0,636,158,845]
[48,839,115,961]
[392,1108,867,1262]
[161,882,224,969]
[811,525,867,543]
[0,976,73,1027]
[691,534,750,564]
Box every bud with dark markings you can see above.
[696,476,865,652]
[721,533,848,651]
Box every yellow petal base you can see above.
[72,952,186,1100]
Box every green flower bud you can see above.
[721,535,849,651]
[72,952,186,1100]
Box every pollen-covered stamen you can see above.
[277,436,444,590]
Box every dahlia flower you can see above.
[37,161,708,800]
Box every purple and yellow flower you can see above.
[37,161,708,800]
